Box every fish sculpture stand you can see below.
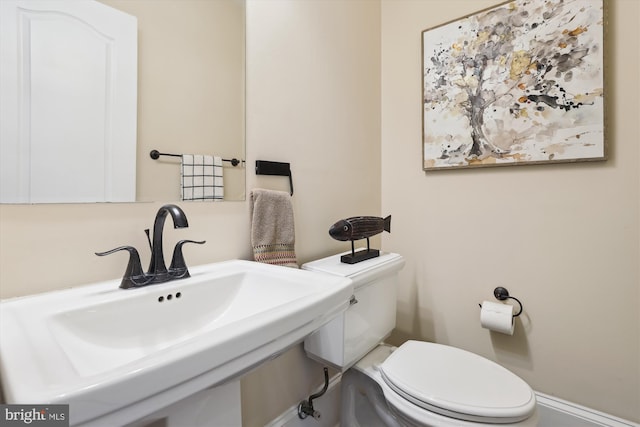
[329,215,391,264]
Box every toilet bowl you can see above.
[302,252,537,426]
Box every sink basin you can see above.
[0,260,353,426]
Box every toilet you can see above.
[302,252,537,426]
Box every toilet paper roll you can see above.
[480,301,515,335]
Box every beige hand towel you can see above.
[250,189,298,268]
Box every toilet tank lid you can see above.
[301,252,404,287]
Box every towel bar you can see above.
[150,150,244,167]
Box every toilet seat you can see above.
[378,341,536,424]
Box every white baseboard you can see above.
[535,392,639,427]
[265,376,639,427]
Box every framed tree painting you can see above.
[422,0,605,170]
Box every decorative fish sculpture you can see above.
[329,215,391,241]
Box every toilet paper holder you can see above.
[479,287,523,317]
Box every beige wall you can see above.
[0,0,381,425]
[1,0,638,425]
[241,1,381,425]
[381,0,639,423]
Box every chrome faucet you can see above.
[96,204,205,289]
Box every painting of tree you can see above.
[422,0,604,170]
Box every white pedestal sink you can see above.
[0,260,353,426]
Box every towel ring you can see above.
[255,160,293,196]
[493,286,523,317]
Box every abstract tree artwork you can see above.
[422,0,605,170]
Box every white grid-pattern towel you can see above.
[181,154,224,201]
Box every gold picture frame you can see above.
[422,0,605,171]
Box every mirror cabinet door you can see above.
[0,0,137,203]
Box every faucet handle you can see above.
[169,240,206,279]
[96,246,149,289]
[144,228,152,251]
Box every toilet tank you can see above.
[302,252,405,370]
